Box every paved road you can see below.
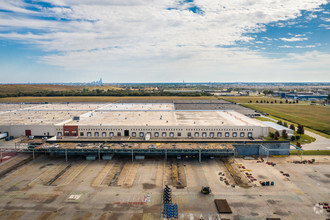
[302,130,330,150]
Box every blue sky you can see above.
[0,0,329,83]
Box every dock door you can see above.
[25,130,31,136]
[124,130,129,136]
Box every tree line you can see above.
[248,99,299,104]
[0,89,213,98]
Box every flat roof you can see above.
[0,103,266,127]
[67,110,266,127]
[0,110,90,125]
[261,121,293,131]
[96,103,174,111]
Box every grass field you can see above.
[219,96,310,105]
[290,150,330,155]
[0,96,217,103]
[0,84,123,96]
[219,96,283,103]
[255,116,274,122]
[244,104,330,137]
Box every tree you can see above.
[277,120,283,126]
[282,130,288,139]
[275,131,280,137]
[290,124,295,131]
[283,122,288,127]
[296,142,301,148]
[269,132,275,139]
[295,135,300,140]
[274,133,279,140]
[290,136,296,141]
[297,124,304,135]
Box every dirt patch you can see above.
[170,160,187,187]
[273,210,290,216]
[6,185,19,192]
[99,212,111,220]
[7,211,24,220]
[72,212,92,220]
[222,157,252,188]
[103,204,128,212]
[143,204,160,213]
[258,175,267,179]
[129,213,143,220]
[37,212,57,220]
[108,213,123,219]
[39,163,54,169]
[45,164,72,186]
[230,202,258,209]
[0,156,33,179]
[143,183,156,190]
[267,199,279,205]
[44,195,58,204]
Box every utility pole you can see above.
[131,149,134,162]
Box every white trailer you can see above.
[0,132,8,139]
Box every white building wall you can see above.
[55,125,269,139]
[0,125,56,137]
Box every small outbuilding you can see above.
[261,121,294,137]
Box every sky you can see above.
[0,0,329,83]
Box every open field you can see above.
[290,150,330,155]
[0,84,123,96]
[0,84,84,95]
[0,96,217,103]
[219,96,286,104]
[219,96,312,105]
[244,104,330,137]
[0,153,329,219]
[258,114,330,139]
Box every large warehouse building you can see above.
[0,103,268,140]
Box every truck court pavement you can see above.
[0,154,329,220]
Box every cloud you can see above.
[321,17,330,22]
[280,37,308,42]
[319,24,330,29]
[0,0,329,82]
